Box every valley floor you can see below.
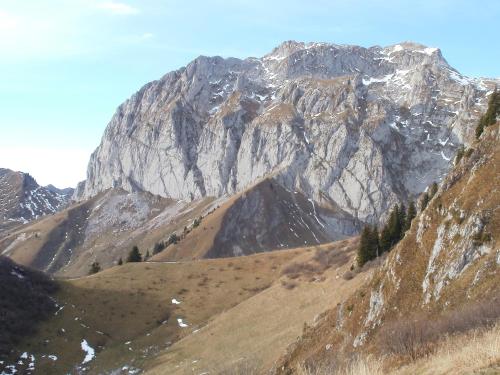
[3,239,364,375]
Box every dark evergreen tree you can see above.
[117,258,123,266]
[357,225,380,267]
[357,226,372,267]
[455,146,465,164]
[145,250,150,260]
[398,204,407,240]
[89,262,101,275]
[193,217,202,228]
[167,233,179,245]
[153,241,165,254]
[379,224,392,253]
[369,226,380,258]
[476,89,499,139]
[387,204,403,246]
[127,246,142,263]
[475,120,485,139]
[420,192,430,211]
[405,201,417,231]
[429,182,438,198]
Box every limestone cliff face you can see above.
[76,41,498,231]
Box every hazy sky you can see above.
[0,0,499,188]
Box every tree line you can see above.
[357,182,438,267]
[476,88,500,139]
[89,245,145,275]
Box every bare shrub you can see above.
[281,262,323,279]
[313,248,349,269]
[217,358,262,374]
[360,253,386,272]
[378,317,436,360]
[281,280,298,290]
[435,296,500,335]
[342,270,355,280]
[378,293,500,360]
[299,354,384,375]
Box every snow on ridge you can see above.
[81,339,95,364]
[423,47,438,56]
[362,74,392,86]
[10,269,25,279]
[391,44,403,53]
[177,318,188,328]
[438,137,449,146]
[441,151,451,161]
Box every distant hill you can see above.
[0,168,72,234]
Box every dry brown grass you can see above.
[297,356,384,375]
[144,241,361,375]
[394,324,500,375]
[15,249,302,374]
[298,324,500,375]
[377,293,500,360]
[281,244,352,280]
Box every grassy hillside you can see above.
[1,176,355,278]
[0,257,58,365]
[154,177,356,262]
[0,189,218,277]
[275,121,500,373]
[144,238,363,374]
[3,246,314,374]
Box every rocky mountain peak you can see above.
[75,41,499,239]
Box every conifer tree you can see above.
[388,204,402,246]
[476,89,499,139]
[127,246,142,263]
[420,192,430,211]
[118,258,123,266]
[398,204,407,240]
[405,201,417,231]
[168,233,179,245]
[475,120,485,139]
[379,224,392,254]
[455,146,465,164]
[89,262,101,275]
[369,226,380,258]
[357,226,372,267]
[145,250,150,260]
[429,182,438,198]
[153,241,165,254]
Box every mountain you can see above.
[75,41,498,239]
[0,188,177,276]
[0,168,72,233]
[3,41,499,277]
[45,184,75,197]
[1,41,499,375]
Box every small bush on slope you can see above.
[0,256,58,359]
[377,293,500,360]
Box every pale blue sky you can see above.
[0,0,499,187]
